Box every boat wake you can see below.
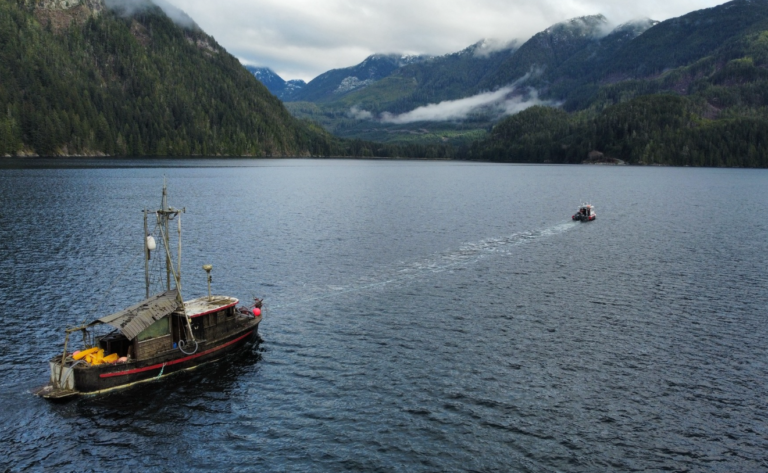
[272,221,575,309]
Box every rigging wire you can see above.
[77,220,164,327]
[78,250,144,328]
[74,208,200,352]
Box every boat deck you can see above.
[184,296,239,318]
[31,385,79,400]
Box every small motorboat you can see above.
[572,203,596,221]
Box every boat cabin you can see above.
[572,203,596,221]
[87,291,240,362]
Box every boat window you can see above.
[137,317,170,341]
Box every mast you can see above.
[144,209,150,299]
[162,183,171,290]
[154,180,186,297]
[177,211,182,296]
[153,180,194,342]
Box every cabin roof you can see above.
[183,296,239,318]
[89,289,179,340]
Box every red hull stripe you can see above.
[100,330,254,378]
[188,301,239,319]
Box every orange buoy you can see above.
[253,307,261,317]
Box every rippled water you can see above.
[1,159,767,472]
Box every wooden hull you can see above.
[38,316,260,398]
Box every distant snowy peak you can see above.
[609,18,659,39]
[334,76,375,94]
[360,53,431,69]
[396,54,431,66]
[467,38,519,57]
[544,14,609,40]
[244,65,306,100]
[352,53,431,80]
[287,53,432,101]
[285,79,307,93]
[538,14,657,44]
[251,68,275,80]
[249,67,280,83]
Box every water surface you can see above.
[1,159,767,472]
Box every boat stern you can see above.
[32,359,80,400]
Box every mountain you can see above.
[479,15,612,90]
[245,66,306,100]
[603,0,768,80]
[281,15,650,144]
[4,0,767,165]
[347,39,520,114]
[523,18,658,99]
[0,0,335,157]
[467,0,768,167]
[280,39,520,146]
[278,0,768,168]
[287,53,430,103]
[312,15,654,114]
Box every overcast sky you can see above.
[163,0,725,82]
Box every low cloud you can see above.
[378,86,554,124]
[352,71,555,124]
[105,0,197,28]
[472,38,519,58]
[164,0,724,81]
[348,106,374,120]
[153,0,197,27]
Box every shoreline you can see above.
[1,155,761,169]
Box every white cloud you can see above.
[472,38,519,58]
[162,0,726,81]
[361,70,555,124]
[152,0,197,27]
[348,106,374,120]
[375,85,555,124]
[106,0,197,27]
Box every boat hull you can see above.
[39,317,260,398]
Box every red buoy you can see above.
[253,307,261,317]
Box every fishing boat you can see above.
[33,183,262,400]
[572,203,596,222]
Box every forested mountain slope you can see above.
[466,0,768,167]
[0,0,334,157]
[278,0,768,165]
[602,0,768,80]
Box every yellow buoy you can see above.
[90,349,105,365]
[73,347,98,361]
[102,353,119,364]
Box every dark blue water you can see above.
[1,159,767,472]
